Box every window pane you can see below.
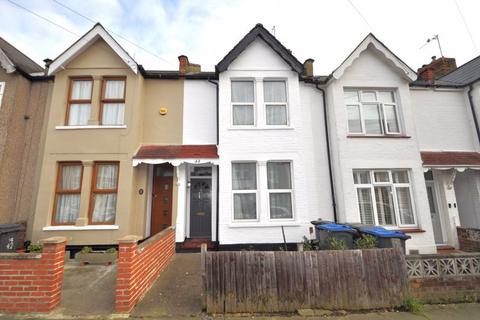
[60,165,81,190]
[233,193,256,219]
[374,171,390,182]
[353,170,371,184]
[232,105,254,125]
[344,90,359,104]
[264,81,286,102]
[190,167,212,177]
[96,164,118,189]
[267,162,291,189]
[68,104,91,125]
[361,91,376,101]
[357,188,374,224]
[92,193,117,222]
[231,81,254,103]
[397,187,414,225]
[232,163,256,190]
[266,105,287,125]
[393,171,409,183]
[378,91,395,103]
[71,80,92,100]
[55,194,80,223]
[374,186,396,225]
[104,80,125,99]
[347,105,362,133]
[424,171,434,181]
[270,193,293,219]
[102,103,125,125]
[384,104,399,133]
[363,104,382,134]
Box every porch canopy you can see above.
[421,151,480,171]
[133,145,219,167]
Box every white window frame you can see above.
[345,89,401,135]
[353,169,417,228]
[231,161,259,222]
[0,82,5,110]
[231,79,256,127]
[263,79,289,127]
[266,161,294,221]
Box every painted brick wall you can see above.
[411,276,480,303]
[115,227,175,313]
[458,227,480,252]
[0,237,66,313]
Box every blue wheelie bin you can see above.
[315,223,359,249]
[353,225,411,253]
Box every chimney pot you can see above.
[303,59,314,78]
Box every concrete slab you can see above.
[57,261,116,316]
[131,253,203,317]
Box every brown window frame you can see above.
[52,162,84,226]
[88,161,120,225]
[99,77,126,125]
[65,77,93,125]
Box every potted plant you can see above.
[75,246,117,265]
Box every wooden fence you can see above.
[201,248,409,313]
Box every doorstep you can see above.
[176,238,216,252]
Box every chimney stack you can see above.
[303,58,314,78]
[417,56,457,82]
[178,55,201,74]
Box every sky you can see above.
[0,0,479,74]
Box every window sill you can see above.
[228,222,302,228]
[43,225,119,231]
[347,134,411,139]
[391,228,425,233]
[227,126,294,131]
[55,125,127,130]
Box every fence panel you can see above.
[203,248,409,313]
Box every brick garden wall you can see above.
[115,227,175,313]
[457,227,480,252]
[407,253,480,303]
[0,237,66,313]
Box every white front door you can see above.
[426,182,444,244]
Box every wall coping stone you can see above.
[118,235,143,244]
[138,227,175,251]
[0,252,41,260]
[40,236,67,244]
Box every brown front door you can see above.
[151,164,174,235]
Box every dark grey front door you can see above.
[190,178,212,238]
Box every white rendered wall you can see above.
[183,80,217,145]
[411,88,477,151]
[325,46,436,253]
[217,39,333,245]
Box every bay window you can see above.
[67,78,93,125]
[353,169,416,227]
[89,162,119,224]
[232,162,257,220]
[53,162,83,225]
[344,89,400,135]
[267,161,293,219]
[264,80,288,125]
[101,77,126,125]
[231,81,255,126]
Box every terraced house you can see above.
[16,22,480,255]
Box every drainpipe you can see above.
[467,85,480,146]
[208,78,220,249]
[314,83,338,222]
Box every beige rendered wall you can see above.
[30,39,184,245]
[0,68,52,229]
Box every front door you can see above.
[189,178,212,238]
[426,182,444,244]
[151,164,173,235]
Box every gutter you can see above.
[468,85,480,146]
[208,77,220,249]
[312,82,338,223]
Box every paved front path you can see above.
[131,252,204,317]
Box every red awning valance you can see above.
[133,145,218,167]
[421,151,480,167]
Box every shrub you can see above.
[105,247,117,254]
[27,243,43,253]
[327,238,348,250]
[400,296,424,314]
[80,246,93,254]
[354,234,378,249]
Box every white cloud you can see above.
[1,0,479,74]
